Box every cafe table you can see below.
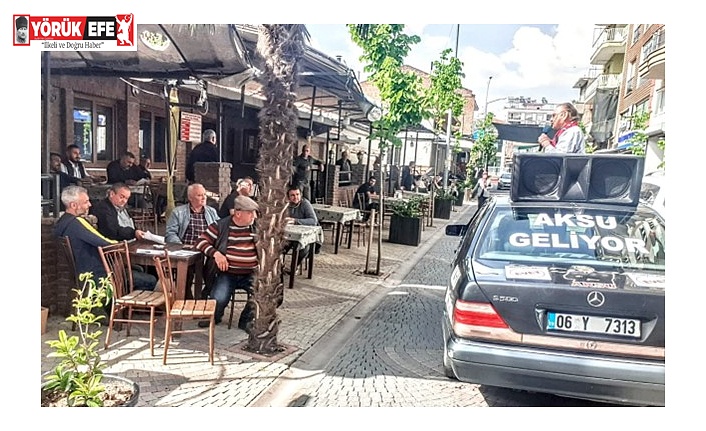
[128,240,204,301]
[283,224,324,289]
[311,203,360,254]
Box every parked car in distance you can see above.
[442,154,665,406]
[497,172,512,190]
[640,170,665,218]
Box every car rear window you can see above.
[475,205,665,271]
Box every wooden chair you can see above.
[129,184,158,232]
[314,198,336,245]
[153,253,216,365]
[98,241,165,356]
[348,193,369,247]
[58,236,82,331]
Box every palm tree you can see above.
[244,24,309,354]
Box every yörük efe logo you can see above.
[14,14,136,51]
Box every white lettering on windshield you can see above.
[532,213,617,230]
[508,232,649,253]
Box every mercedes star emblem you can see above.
[587,291,605,307]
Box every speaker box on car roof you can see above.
[511,153,644,205]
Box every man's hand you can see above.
[538,133,551,148]
[284,217,296,225]
[135,230,145,240]
[214,251,229,272]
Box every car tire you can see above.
[442,349,457,380]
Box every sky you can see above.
[3,0,697,423]
[306,24,596,113]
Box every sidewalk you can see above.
[40,203,475,407]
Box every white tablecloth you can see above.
[311,204,360,224]
[284,224,324,250]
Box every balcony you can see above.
[590,26,626,65]
[639,30,665,80]
[584,73,622,102]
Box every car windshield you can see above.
[501,173,511,180]
[475,205,665,271]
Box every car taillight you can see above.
[453,300,508,328]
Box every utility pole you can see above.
[442,24,460,190]
[484,76,493,119]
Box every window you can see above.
[242,129,259,164]
[73,97,114,163]
[139,111,167,163]
[632,25,642,45]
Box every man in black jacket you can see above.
[292,144,323,201]
[92,183,145,241]
[186,129,219,183]
[106,152,140,185]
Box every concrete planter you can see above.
[41,306,49,335]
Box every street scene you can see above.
[35,23,665,411]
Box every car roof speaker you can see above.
[511,154,563,201]
[588,156,644,205]
[512,153,644,206]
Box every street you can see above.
[254,196,617,407]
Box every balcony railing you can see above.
[584,73,622,101]
[642,29,665,58]
[592,26,626,49]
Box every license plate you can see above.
[547,312,641,338]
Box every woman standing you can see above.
[472,171,490,209]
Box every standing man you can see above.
[165,183,219,299]
[195,196,259,327]
[292,144,323,201]
[186,129,219,184]
[401,161,416,191]
[335,150,353,172]
[472,171,490,210]
[61,144,93,183]
[538,102,586,153]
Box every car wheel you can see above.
[442,349,457,380]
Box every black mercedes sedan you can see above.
[442,153,665,406]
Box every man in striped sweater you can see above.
[195,195,259,326]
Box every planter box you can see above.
[454,192,465,206]
[41,306,49,335]
[433,198,453,219]
[388,214,422,246]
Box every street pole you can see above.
[442,24,460,190]
[484,76,493,119]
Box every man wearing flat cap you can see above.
[195,195,259,328]
[15,16,28,44]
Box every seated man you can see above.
[218,176,255,218]
[49,152,81,211]
[165,183,219,299]
[54,185,157,293]
[283,184,318,270]
[352,176,380,222]
[106,152,140,185]
[61,144,97,183]
[91,183,157,290]
[195,195,259,328]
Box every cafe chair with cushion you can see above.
[153,253,216,365]
[98,241,165,356]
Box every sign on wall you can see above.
[180,112,202,142]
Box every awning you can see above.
[47,24,255,81]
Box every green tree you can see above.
[349,24,427,274]
[470,112,498,173]
[627,111,650,157]
[426,48,465,181]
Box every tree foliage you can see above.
[627,111,650,157]
[469,112,498,172]
[348,24,427,150]
[427,48,465,136]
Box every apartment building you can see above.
[574,24,665,172]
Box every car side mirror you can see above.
[445,224,466,237]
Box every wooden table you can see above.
[283,224,324,289]
[311,204,360,254]
[128,240,204,301]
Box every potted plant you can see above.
[433,188,455,219]
[41,272,140,407]
[388,195,424,246]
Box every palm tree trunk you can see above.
[245,24,307,354]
